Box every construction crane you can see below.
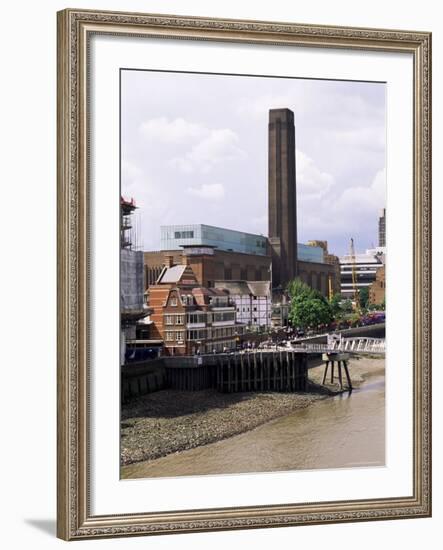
[328,274,333,300]
[349,238,361,314]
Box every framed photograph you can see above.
[57,8,431,540]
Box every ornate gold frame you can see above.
[57,8,432,540]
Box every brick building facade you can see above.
[145,247,271,289]
[369,265,386,306]
[148,255,245,356]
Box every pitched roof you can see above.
[156,265,186,284]
[214,280,271,297]
[246,281,271,297]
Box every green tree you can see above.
[359,287,369,309]
[289,295,333,329]
[287,278,313,300]
[340,299,354,314]
[329,293,342,317]
[287,278,329,304]
[287,278,333,329]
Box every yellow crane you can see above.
[349,238,361,314]
[328,274,333,300]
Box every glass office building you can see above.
[297,243,324,263]
[160,224,268,256]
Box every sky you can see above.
[121,69,386,257]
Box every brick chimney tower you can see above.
[268,108,298,290]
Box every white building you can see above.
[214,280,272,328]
[339,247,386,299]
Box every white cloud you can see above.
[333,169,386,216]
[332,127,386,152]
[296,150,334,199]
[186,183,225,200]
[139,117,207,144]
[297,169,386,248]
[172,128,245,174]
[236,93,297,120]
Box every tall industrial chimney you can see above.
[268,108,298,289]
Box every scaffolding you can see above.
[121,196,140,250]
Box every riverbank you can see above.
[121,356,384,470]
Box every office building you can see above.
[161,224,267,256]
[378,208,386,247]
[340,247,386,299]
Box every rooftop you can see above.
[160,224,267,256]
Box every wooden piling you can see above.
[343,360,353,391]
[322,361,329,384]
[338,360,343,390]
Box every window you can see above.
[165,331,174,341]
[176,315,184,325]
[170,297,177,306]
[165,315,174,325]
[174,230,194,239]
[176,331,185,342]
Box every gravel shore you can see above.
[121,356,384,466]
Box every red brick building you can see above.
[369,265,386,306]
[148,255,245,356]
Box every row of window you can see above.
[165,326,244,343]
[187,326,242,340]
[169,296,233,308]
[213,311,235,322]
[211,327,239,339]
[165,312,236,325]
[174,230,194,239]
[165,314,184,325]
[237,306,262,312]
[165,331,185,343]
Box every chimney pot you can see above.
[164,255,174,268]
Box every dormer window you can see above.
[170,297,177,306]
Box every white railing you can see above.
[297,337,385,354]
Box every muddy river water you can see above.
[123,369,385,479]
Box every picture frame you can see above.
[57,8,431,540]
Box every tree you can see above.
[289,295,333,329]
[340,299,354,314]
[287,278,333,329]
[287,278,329,304]
[359,287,369,309]
[329,293,342,317]
[287,278,313,300]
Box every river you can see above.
[122,367,385,479]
